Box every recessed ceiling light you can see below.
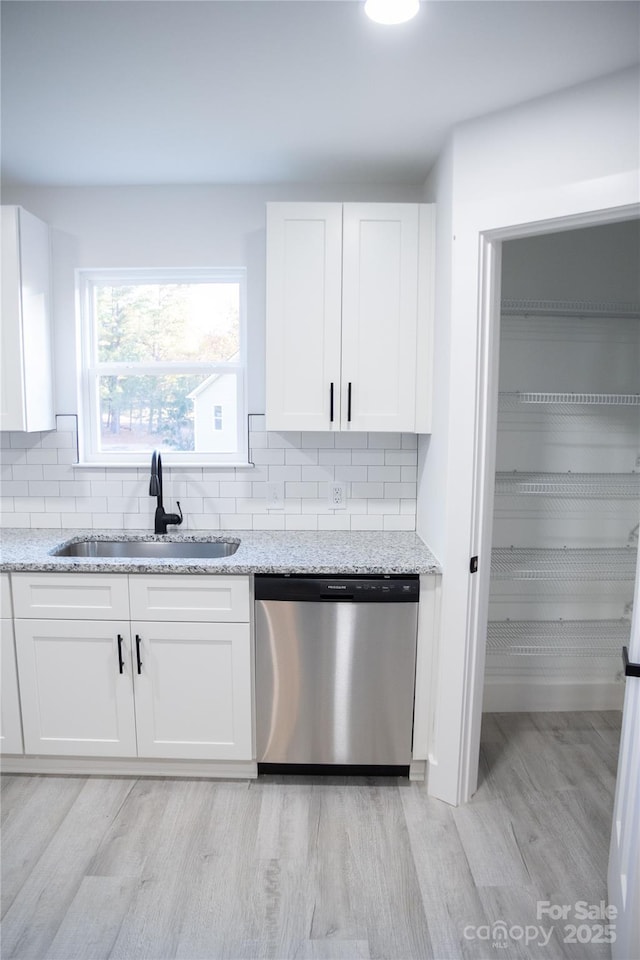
[364,0,420,26]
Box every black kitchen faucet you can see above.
[149,450,183,534]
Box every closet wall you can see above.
[484,219,640,712]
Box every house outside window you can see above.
[76,268,247,464]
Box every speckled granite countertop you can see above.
[0,529,441,576]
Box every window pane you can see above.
[96,283,240,363]
[98,373,239,454]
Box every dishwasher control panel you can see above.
[254,574,419,602]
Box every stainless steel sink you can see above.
[52,539,240,559]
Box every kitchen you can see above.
[1,2,639,958]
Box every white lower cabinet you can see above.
[132,620,252,760]
[1,618,24,755]
[14,619,137,757]
[11,573,253,764]
[1,573,23,755]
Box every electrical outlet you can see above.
[266,481,284,509]
[329,481,346,509]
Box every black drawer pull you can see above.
[330,382,334,423]
[347,382,352,422]
[136,634,143,675]
[117,634,125,675]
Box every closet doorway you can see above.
[482,220,640,716]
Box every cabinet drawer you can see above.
[129,575,250,622]
[11,573,130,620]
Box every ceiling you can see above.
[2,0,638,187]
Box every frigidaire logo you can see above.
[326,584,347,589]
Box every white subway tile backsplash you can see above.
[318,450,351,466]
[285,515,318,530]
[26,448,59,465]
[368,433,402,449]
[219,481,253,498]
[352,450,385,466]
[2,481,29,496]
[334,465,368,482]
[267,465,301,483]
[351,482,384,499]
[62,513,93,529]
[252,449,286,466]
[302,432,334,448]
[45,497,77,512]
[14,466,44,481]
[0,513,30,528]
[90,481,124,497]
[286,482,318,499]
[351,516,384,531]
[188,514,221,531]
[385,451,417,466]
[334,432,368,449]
[203,498,236,514]
[1,424,417,533]
[384,482,417,499]
[253,515,286,530]
[60,481,92,497]
[368,466,401,482]
[301,466,333,482]
[383,515,416,531]
[318,515,351,531]
[28,481,60,497]
[91,514,124,529]
[285,448,318,466]
[367,498,400,515]
[267,431,301,449]
[220,514,252,530]
[30,512,62,528]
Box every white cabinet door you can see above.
[14,619,137,757]
[341,203,421,432]
[132,620,252,761]
[265,201,434,434]
[0,206,54,432]
[265,202,343,431]
[1,619,24,755]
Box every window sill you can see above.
[74,461,255,470]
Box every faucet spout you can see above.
[149,450,183,534]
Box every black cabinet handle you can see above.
[623,645,640,678]
[117,634,125,674]
[347,382,352,422]
[135,634,143,675]
[330,382,334,423]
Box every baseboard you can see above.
[482,680,625,713]
[0,755,258,779]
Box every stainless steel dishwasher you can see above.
[255,574,419,772]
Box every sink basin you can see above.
[52,539,240,559]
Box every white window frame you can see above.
[76,267,248,466]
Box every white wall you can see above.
[419,66,640,805]
[0,182,422,416]
[502,218,640,303]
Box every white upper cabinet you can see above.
[265,201,434,433]
[0,206,55,433]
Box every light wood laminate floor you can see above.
[1,711,621,960]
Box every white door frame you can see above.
[427,171,640,807]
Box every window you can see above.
[77,268,247,464]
